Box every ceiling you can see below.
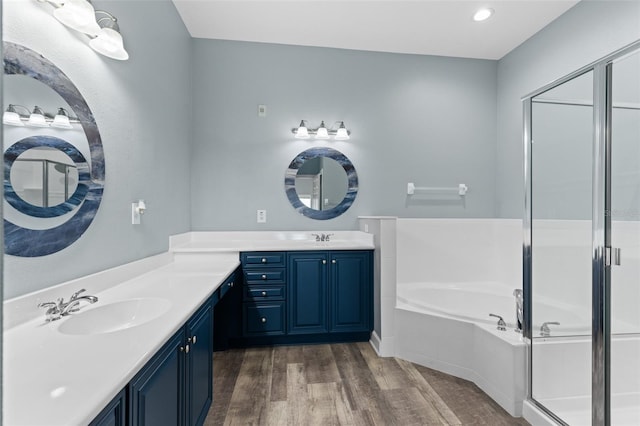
[171,0,580,60]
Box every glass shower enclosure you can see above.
[523,40,640,425]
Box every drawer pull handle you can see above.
[332,259,336,264]
[261,258,267,263]
[261,317,267,323]
[261,274,267,280]
[185,344,190,354]
[228,281,234,288]
[261,291,267,296]
[188,335,197,345]
[322,260,327,265]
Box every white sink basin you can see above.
[58,298,172,335]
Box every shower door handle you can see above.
[613,247,621,266]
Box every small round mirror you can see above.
[9,146,79,208]
[285,147,358,220]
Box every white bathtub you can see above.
[395,281,527,417]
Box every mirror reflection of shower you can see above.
[9,146,78,207]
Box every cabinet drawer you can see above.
[243,302,285,335]
[244,269,285,284]
[244,285,285,301]
[241,252,285,267]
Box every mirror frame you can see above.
[3,42,105,257]
[284,147,358,220]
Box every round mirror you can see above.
[10,148,79,207]
[285,147,358,220]
[3,41,105,257]
[4,136,90,218]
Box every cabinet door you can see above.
[187,303,213,426]
[90,388,126,426]
[329,251,371,333]
[287,252,328,334]
[130,332,184,426]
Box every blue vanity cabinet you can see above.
[130,298,213,426]
[89,388,127,426]
[287,251,328,334]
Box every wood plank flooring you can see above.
[204,343,530,426]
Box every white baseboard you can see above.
[369,330,395,357]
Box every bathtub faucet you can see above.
[513,289,523,333]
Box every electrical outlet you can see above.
[257,209,267,223]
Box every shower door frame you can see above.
[523,39,640,426]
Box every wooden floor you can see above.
[204,342,529,426]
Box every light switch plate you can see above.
[257,209,267,223]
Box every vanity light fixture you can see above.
[3,104,26,127]
[38,0,129,60]
[291,120,351,140]
[27,106,49,128]
[473,8,494,22]
[89,11,129,61]
[3,104,79,128]
[51,108,74,129]
[294,120,310,139]
[52,0,102,35]
[315,121,330,139]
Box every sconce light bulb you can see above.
[53,0,102,36]
[51,108,73,129]
[315,121,329,139]
[3,105,25,126]
[295,120,309,139]
[27,106,49,128]
[334,121,350,140]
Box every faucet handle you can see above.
[311,233,321,242]
[489,313,507,331]
[70,288,86,301]
[325,233,334,242]
[513,289,523,298]
[540,321,560,337]
[38,301,62,322]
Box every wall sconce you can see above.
[3,104,79,129]
[292,120,351,140]
[38,0,129,61]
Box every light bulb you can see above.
[473,8,494,22]
[53,0,102,36]
[89,27,129,60]
[315,121,329,139]
[27,106,49,128]
[295,120,309,139]
[334,122,350,140]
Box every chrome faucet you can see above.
[37,289,98,322]
[311,233,334,242]
[540,321,560,337]
[489,313,507,331]
[513,289,523,333]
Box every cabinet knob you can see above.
[322,260,327,265]
[261,258,267,263]
[185,344,190,354]
[228,281,234,288]
[179,346,184,352]
[188,335,197,345]
[261,317,267,323]
[261,274,267,280]
[332,259,336,264]
[261,291,267,297]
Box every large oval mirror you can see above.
[285,147,358,220]
[3,41,105,257]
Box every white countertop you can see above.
[3,231,374,425]
[170,231,375,252]
[3,252,240,426]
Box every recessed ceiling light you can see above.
[473,8,494,22]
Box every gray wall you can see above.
[190,40,498,231]
[2,0,192,299]
[496,0,640,218]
